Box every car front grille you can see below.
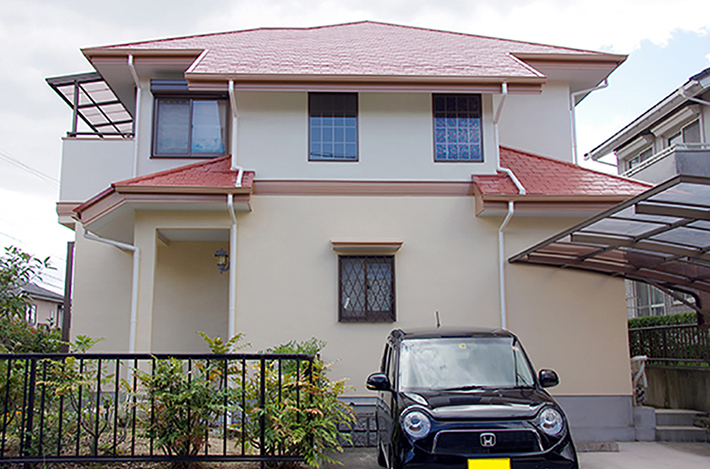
[432,429,540,455]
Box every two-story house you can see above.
[587,67,710,318]
[49,21,652,442]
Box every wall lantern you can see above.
[215,248,229,274]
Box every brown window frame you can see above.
[338,255,395,323]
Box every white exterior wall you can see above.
[59,138,134,202]
[497,81,574,162]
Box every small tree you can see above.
[0,246,51,320]
[0,246,61,353]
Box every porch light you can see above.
[215,248,229,273]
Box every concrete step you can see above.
[656,425,709,443]
[655,409,703,427]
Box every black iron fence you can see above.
[629,324,710,365]
[0,352,314,465]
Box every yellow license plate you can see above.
[467,458,510,469]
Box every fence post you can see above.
[23,358,37,458]
[260,357,266,469]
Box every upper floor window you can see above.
[309,93,358,161]
[153,97,228,157]
[433,94,483,162]
[667,119,701,148]
[628,146,653,170]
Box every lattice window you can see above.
[433,94,483,162]
[339,256,395,322]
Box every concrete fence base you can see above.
[645,365,710,413]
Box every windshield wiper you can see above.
[440,385,485,391]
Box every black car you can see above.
[366,329,578,469]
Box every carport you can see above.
[510,174,710,326]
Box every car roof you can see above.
[389,328,516,341]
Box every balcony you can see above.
[622,143,710,184]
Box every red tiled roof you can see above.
[113,156,254,188]
[88,21,620,79]
[473,147,652,197]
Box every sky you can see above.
[1,0,709,292]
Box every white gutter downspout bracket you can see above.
[492,82,524,330]
[82,228,139,353]
[127,55,142,178]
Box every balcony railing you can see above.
[623,143,710,178]
[0,352,314,466]
[628,324,710,365]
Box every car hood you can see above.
[402,388,555,420]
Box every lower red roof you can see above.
[473,147,652,197]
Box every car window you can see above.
[398,337,535,391]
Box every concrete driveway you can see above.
[331,442,710,468]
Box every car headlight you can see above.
[401,410,431,439]
[537,407,565,436]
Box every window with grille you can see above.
[433,94,483,162]
[339,255,395,322]
[309,93,358,161]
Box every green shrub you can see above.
[628,311,697,329]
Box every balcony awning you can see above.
[46,72,133,137]
[510,174,710,324]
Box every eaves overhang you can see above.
[510,174,710,324]
[74,184,253,228]
[474,193,637,218]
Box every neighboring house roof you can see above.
[587,66,710,160]
[472,147,652,216]
[22,283,64,304]
[84,21,625,89]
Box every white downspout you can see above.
[228,80,244,187]
[492,82,524,330]
[570,80,608,165]
[82,228,140,353]
[127,55,142,178]
[227,194,238,339]
[498,201,514,330]
[680,88,710,143]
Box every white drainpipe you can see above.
[680,88,710,143]
[570,80,608,165]
[127,55,142,178]
[82,228,139,353]
[492,82,524,330]
[228,80,244,187]
[226,194,238,340]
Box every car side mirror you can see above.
[366,372,392,391]
[538,369,559,388]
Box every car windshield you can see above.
[398,336,535,391]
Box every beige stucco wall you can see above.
[498,81,574,162]
[233,196,631,397]
[505,218,632,396]
[152,241,229,353]
[72,233,133,351]
[70,196,631,399]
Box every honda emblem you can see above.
[480,432,496,448]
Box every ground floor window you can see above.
[339,255,395,322]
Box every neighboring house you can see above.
[22,283,64,327]
[49,22,652,441]
[587,67,710,318]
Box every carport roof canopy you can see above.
[510,175,710,326]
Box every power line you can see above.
[0,147,59,188]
